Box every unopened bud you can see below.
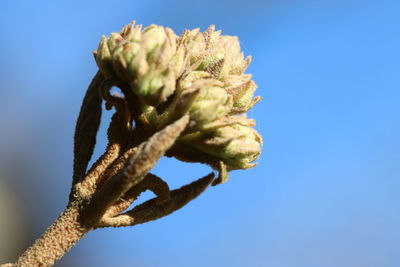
[95,21,184,106]
[178,117,262,170]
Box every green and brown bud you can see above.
[177,25,259,115]
[180,78,233,125]
[177,116,262,171]
[94,22,185,106]
[179,26,250,79]
[224,74,260,114]
[155,77,232,129]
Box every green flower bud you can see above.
[136,68,176,105]
[158,77,233,128]
[187,79,233,125]
[141,25,167,52]
[178,116,262,170]
[94,21,185,106]
[95,36,115,78]
[180,26,251,80]
[176,25,259,115]
[224,74,260,114]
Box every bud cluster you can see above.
[94,21,262,177]
[95,23,185,105]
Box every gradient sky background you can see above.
[1,0,400,266]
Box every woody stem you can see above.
[12,201,88,267]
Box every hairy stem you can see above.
[13,202,87,267]
[1,113,207,267]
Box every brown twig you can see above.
[9,114,192,267]
[13,203,87,267]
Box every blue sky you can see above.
[0,0,400,266]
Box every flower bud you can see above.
[159,77,233,128]
[181,26,251,80]
[94,21,185,106]
[177,25,259,115]
[95,36,115,79]
[186,79,233,125]
[178,117,262,170]
[224,74,260,114]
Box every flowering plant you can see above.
[2,21,261,267]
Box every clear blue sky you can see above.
[0,0,399,266]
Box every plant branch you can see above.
[2,21,261,267]
[8,115,191,267]
[13,204,87,267]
